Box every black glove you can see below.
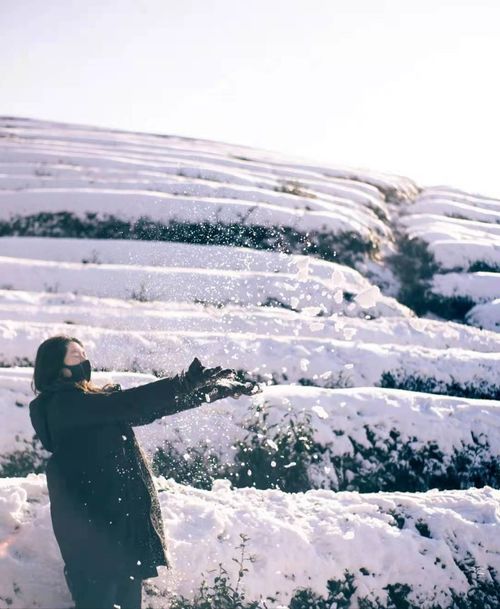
[178,357,235,394]
[173,373,263,411]
[198,374,263,403]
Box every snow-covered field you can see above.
[0,116,499,608]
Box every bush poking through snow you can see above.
[0,437,49,478]
[152,439,225,490]
[423,292,480,323]
[152,400,500,494]
[327,426,500,492]
[228,404,325,493]
[168,533,267,609]
[273,179,318,199]
[386,234,439,314]
[153,405,325,493]
[0,211,379,268]
[379,370,500,400]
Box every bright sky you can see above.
[2,0,500,198]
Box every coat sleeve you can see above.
[53,374,201,431]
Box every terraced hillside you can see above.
[0,116,499,609]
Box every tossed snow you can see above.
[0,289,498,351]
[0,235,374,292]
[0,237,412,318]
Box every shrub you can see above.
[379,370,500,400]
[151,401,499,494]
[167,533,272,609]
[152,402,326,493]
[226,402,327,493]
[0,437,50,477]
[0,211,379,268]
[468,260,500,273]
[423,292,479,323]
[386,234,440,316]
[152,439,225,490]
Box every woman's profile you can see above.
[29,334,261,609]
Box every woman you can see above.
[29,334,261,609]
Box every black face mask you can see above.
[63,359,92,382]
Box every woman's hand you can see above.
[180,357,234,393]
[179,357,263,404]
[199,374,263,403]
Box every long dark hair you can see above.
[31,334,119,396]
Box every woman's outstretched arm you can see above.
[50,373,200,432]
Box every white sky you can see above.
[2,0,500,198]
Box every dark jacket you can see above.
[29,375,202,581]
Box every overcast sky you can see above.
[2,0,500,197]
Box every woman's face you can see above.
[61,341,87,377]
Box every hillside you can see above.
[0,116,499,609]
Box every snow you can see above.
[466,298,500,331]
[0,235,371,290]
[353,285,381,308]
[399,214,500,271]
[0,475,498,608]
[430,272,500,304]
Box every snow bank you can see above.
[0,116,417,205]
[1,318,499,399]
[466,298,500,332]
[0,474,498,608]
[429,271,500,304]
[1,117,499,608]
[0,252,410,318]
[1,287,498,351]
[399,213,500,271]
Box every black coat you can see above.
[29,375,200,581]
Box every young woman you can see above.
[29,334,261,609]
